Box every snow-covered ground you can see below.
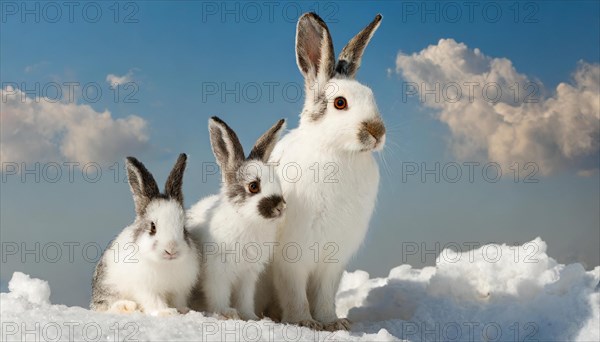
[2,238,598,341]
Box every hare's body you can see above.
[187,117,286,321]
[91,154,200,315]
[188,194,278,320]
[272,129,379,266]
[189,195,279,267]
[92,208,199,313]
[264,126,379,327]
[258,13,385,331]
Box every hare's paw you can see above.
[297,319,323,331]
[149,308,179,317]
[110,300,138,314]
[323,318,352,331]
[239,311,259,321]
[218,307,240,320]
[177,307,191,314]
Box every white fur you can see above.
[188,162,284,320]
[268,129,379,324]
[261,13,385,330]
[187,118,286,320]
[299,79,385,152]
[97,199,200,315]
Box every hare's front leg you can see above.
[310,265,351,331]
[137,292,177,316]
[204,262,239,319]
[109,299,138,314]
[273,260,323,330]
[234,270,259,321]
[173,292,191,314]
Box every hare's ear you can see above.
[248,119,286,162]
[296,12,335,86]
[335,14,382,78]
[165,153,187,205]
[126,157,160,216]
[208,117,245,183]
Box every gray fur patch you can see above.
[336,14,382,78]
[226,176,248,205]
[335,60,350,76]
[296,12,335,80]
[183,227,194,248]
[248,119,285,162]
[358,119,386,146]
[126,157,160,216]
[165,153,187,205]
[90,255,116,311]
[258,195,285,219]
[132,219,148,243]
[224,163,263,205]
[209,117,245,184]
[306,92,329,121]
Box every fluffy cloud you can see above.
[396,39,599,175]
[106,70,134,86]
[1,86,149,165]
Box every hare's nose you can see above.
[274,199,286,216]
[164,241,178,255]
[164,249,179,260]
[258,195,286,219]
[362,119,386,142]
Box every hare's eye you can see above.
[248,181,260,194]
[149,222,156,236]
[334,96,347,110]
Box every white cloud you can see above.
[24,61,50,73]
[106,70,134,86]
[0,86,149,165]
[577,169,599,177]
[396,39,600,175]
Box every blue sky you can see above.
[1,1,599,306]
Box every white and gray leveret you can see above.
[187,116,287,321]
[256,12,386,331]
[91,154,201,316]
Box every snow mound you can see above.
[1,238,598,341]
[337,237,600,341]
[7,272,51,306]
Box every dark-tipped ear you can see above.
[248,119,286,162]
[164,153,187,205]
[126,156,160,216]
[208,116,245,183]
[296,12,335,85]
[335,14,382,78]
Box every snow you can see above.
[2,238,598,341]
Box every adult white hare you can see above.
[259,13,385,331]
